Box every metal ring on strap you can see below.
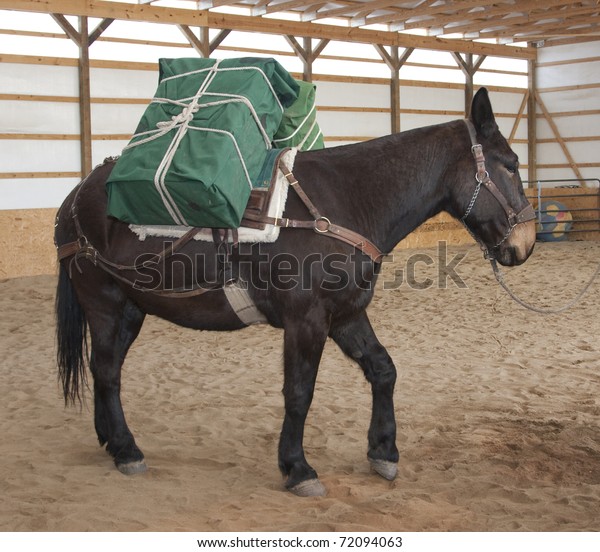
[314,217,332,234]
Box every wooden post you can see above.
[464,53,473,116]
[452,52,486,117]
[178,25,231,58]
[78,16,92,177]
[302,37,313,82]
[374,45,413,134]
[51,14,114,177]
[285,36,329,82]
[527,56,537,185]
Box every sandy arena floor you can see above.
[1,241,599,531]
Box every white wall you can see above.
[536,40,600,185]
[5,9,597,210]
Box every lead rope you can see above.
[490,257,600,314]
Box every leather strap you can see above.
[245,162,385,263]
[57,158,385,301]
[57,240,82,262]
[242,211,384,263]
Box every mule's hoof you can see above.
[369,458,398,481]
[117,460,147,475]
[288,478,326,497]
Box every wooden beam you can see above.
[51,12,94,176]
[374,46,414,133]
[7,1,210,26]
[178,24,210,57]
[0,0,536,59]
[366,0,515,28]
[285,36,329,82]
[535,91,586,184]
[78,16,92,176]
[0,171,82,179]
[210,28,231,51]
[177,25,231,57]
[527,56,537,184]
[88,17,114,45]
[452,52,486,116]
[51,13,80,45]
[422,0,591,37]
[508,91,528,146]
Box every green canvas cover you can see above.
[274,80,324,151]
[106,57,299,228]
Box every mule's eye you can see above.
[506,164,518,175]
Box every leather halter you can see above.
[461,120,536,257]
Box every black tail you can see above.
[56,263,89,405]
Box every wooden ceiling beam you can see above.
[304,0,410,22]
[480,14,600,41]
[10,0,210,26]
[206,8,536,59]
[362,0,515,28]
[257,0,327,16]
[0,0,537,59]
[441,2,600,37]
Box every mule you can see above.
[55,88,536,496]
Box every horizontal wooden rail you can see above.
[0,171,81,179]
[0,27,528,78]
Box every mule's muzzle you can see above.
[496,219,536,266]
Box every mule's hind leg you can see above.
[90,297,146,474]
[71,269,147,474]
[279,310,329,497]
[330,311,399,480]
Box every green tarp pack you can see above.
[106,57,300,228]
[273,80,324,150]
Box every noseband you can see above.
[461,120,536,259]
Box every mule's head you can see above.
[452,88,536,266]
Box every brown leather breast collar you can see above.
[242,162,385,263]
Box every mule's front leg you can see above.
[279,312,329,497]
[330,311,399,481]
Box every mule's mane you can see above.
[292,119,470,254]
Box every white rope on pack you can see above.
[152,97,192,108]
[125,63,282,155]
[121,60,288,225]
[152,94,271,148]
[192,93,272,148]
[153,60,223,225]
[156,103,199,130]
[273,104,317,144]
[215,66,285,113]
[160,66,214,84]
[159,64,284,113]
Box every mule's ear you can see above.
[470,87,498,138]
